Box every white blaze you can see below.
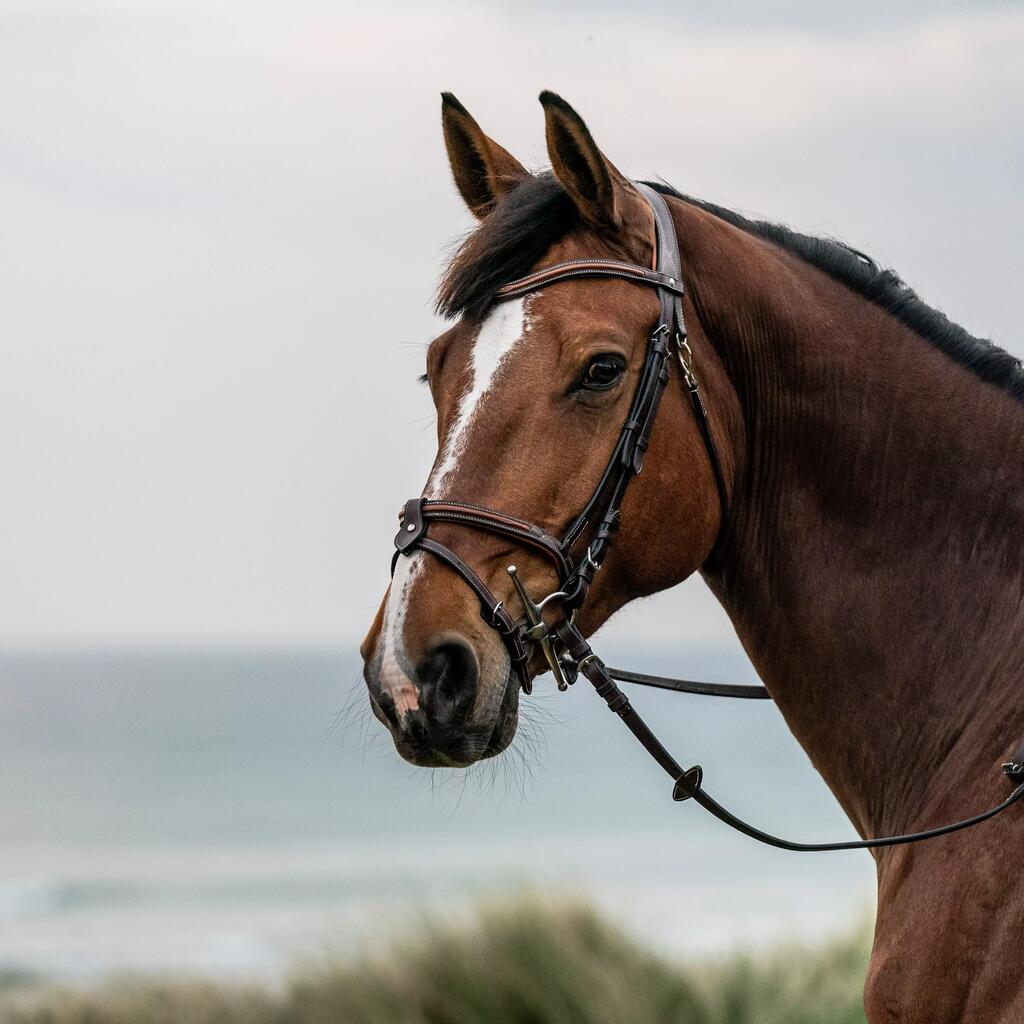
[377,298,531,699]
[427,296,531,496]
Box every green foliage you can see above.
[698,925,871,1024]
[0,903,869,1024]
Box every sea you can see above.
[0,647,875,981]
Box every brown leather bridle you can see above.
[389,182,1024,852]
[394,184,728,695]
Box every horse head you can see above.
[360,93,727,767]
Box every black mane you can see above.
[436,174,1024,402]
[438,173,575,322]
[654,184,1024,402]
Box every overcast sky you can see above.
[2,0,1022,652]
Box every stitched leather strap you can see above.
[555,182,710,607]
[412,500,573,580]
[494,259,684,302]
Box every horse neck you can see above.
[677,202,1024,837]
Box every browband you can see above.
[495,258,684,302]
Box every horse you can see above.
[360,91,1024,1022]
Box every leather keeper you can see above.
[394,497,427,552]
[672,765,704,802]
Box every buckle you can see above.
[676,335,698,390]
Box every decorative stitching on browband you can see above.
[514,257,636,268]
[505,257,651,275]
[496,270,661,300]
[494,260,684,302]
[496,263,677,287]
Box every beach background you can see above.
[2,0,1022,997]
[2,644,873,981]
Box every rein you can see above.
[393,182,1024,852]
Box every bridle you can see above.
[391,182,1024,852]
[395,184,726,694]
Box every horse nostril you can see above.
[417,639,479,724]
[373,688,399,727]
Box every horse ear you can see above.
[441,93,530,220]
[539,91,635,229]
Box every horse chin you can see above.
[480,704,518,760]
[390,711,518,768]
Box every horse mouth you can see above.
[383,711,518,768]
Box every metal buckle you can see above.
[676,334,698,390]
[507,566,574,691]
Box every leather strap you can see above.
[495,259,684,301]
[638,183,731,525]
[556,620,1024,852]
[686,381,730,527]
[607,667,770,700]
[552,182,716,608]
[410,500,573,580]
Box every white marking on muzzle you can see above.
[378,550,424,711]
[377,298,531,711]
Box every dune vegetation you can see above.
[0,903,870,1024]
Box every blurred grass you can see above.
[0,903,869,1024]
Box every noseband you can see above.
[390,182,1024,852]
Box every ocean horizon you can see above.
[0,647,875,980]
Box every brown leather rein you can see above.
[392,182,1024,852]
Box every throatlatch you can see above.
[392,181,1024,852]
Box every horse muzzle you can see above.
[362,616,520,767]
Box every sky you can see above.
[1,0,1022,651]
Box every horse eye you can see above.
[582,356,624,391]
